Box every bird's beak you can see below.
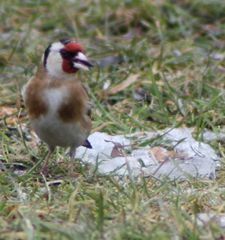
[73,52,93,71]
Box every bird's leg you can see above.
[69,146,76,159]
[41,146,54,175]
[68,146,77,176]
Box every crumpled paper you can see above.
[76,128,220,179]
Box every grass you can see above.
[0,0,225,239]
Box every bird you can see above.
[22,39,93,172]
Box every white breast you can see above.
[43,87,67,113]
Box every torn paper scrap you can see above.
[76,128,220,179]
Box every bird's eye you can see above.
[60,49,77,59]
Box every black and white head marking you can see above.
[43,43,52,68]
[42,41,70,79]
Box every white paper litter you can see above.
[76,128,220,180]
[197,213,225,228]
[202,127,225,143]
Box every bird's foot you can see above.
[41,163,49,175]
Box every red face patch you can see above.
[61,41,85,74]
[62,59,78,73]
[64,42,84,53]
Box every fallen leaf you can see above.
[111,145,124,158]
[150,146,186,163]
[150,147,168,163]
[0,105,17,118]
[5,116,18,125]
[106,74,140,95]
[105,140,125,158]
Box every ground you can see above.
[0,0,225,239]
